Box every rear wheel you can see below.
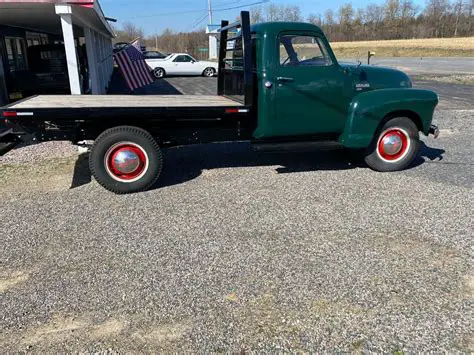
[152,67,165,79]
[89,126,163,194]
[202,67,215,77]
[364,117,420,172]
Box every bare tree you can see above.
[139,0,473,54]
[307,13,323,26]
[338,3,355,40]
[251,7,264,24]
[116,22,144,43]
[285,5,303,22]
[424,0,451,36]
[452,0,464,35]
[265,4,279,21]
[323,9,336,38]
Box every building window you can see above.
[5,37,28,72]
[26,31,49,47]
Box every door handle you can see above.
[277,76,294,82]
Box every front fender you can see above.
[339,88,438,148]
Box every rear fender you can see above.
[339,88,438,148]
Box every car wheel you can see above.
[152,67,165,79]
[89,126,163,194]
[364,117,420,172]
[202,67,215,77]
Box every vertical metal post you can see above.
[240,11,253,106]
[217,20,229,96]
[208,0,213,24]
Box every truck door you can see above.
[273,33,347,136]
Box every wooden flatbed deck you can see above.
[8,95,243,109]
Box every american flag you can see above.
[114,40,153,91]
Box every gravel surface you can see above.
[0,109,472,352]
[0,141,78,164]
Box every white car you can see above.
[146,53,218,79]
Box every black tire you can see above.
[89,126,163,194]
[202,67,215,77]
[152,67,165,79]
[364,117,420,172]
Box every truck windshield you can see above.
[280,35,332,67]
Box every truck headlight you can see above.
[401,79,412,88]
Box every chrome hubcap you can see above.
[377,128,410,162]
[113,150,140,174]
[381,134,403,155]
[104,142,149,182]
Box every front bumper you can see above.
[429,124,440,139]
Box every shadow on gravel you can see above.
[71,153,91,189]
[68,141,445,191]
[155,142,359,189]
[413,141,446,165]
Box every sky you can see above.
[98,0,425,36]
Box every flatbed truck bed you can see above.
[7,95,243,109]
[3,94,249,122]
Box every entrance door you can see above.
[273,33,347,137]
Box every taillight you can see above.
[2,111,17,117]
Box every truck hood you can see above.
[340,62,412,91]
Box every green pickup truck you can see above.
[1,11,439,194]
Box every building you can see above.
[0,0,115,106]
[206,24,220,60]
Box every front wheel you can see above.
[152,67,165,79]
[202,67,215,77]
[89,126,163,194]
[364,117,420,172]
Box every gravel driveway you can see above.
[0,106,472,352]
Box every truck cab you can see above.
[247,22,437,146]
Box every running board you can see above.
[252,140,343,152]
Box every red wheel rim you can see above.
[105,143,148,181]
[377,129,409,161]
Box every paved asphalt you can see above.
[345,57,474,75]
[163,76,474,110]
[0,76,473,352]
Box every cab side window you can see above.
[279,35,332,67]
[173,55,193,63]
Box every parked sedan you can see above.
[143,50,167,59]
[146,53,218,79]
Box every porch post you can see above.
[84,27,99,94]
[55,4,81,95]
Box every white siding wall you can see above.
[56,3,114,96]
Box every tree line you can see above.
[114,0,473,57]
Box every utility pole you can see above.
[208,0,213,24]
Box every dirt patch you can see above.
[0,156,79,197]
[91,319,127,338]
[0,270,29,293]
[22,315,89,346]
[133,322,192,344]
